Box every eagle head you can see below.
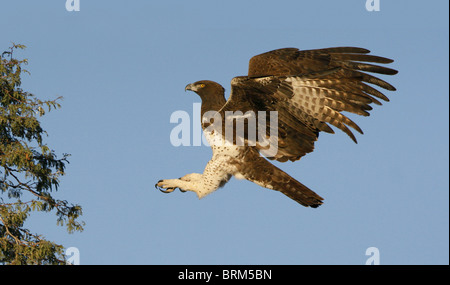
[185,80,227,114]
[185,80,225,98]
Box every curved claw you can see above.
[159,187,176,193]
[155,180,177,193]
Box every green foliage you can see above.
[0,44,83,265]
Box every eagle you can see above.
[155,47,397,207]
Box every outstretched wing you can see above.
[219,47,397,162]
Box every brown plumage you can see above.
[156,47,397,207]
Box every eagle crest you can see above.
[156,47,397,207]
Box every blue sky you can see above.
[1,0,448,265]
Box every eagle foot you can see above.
[155,179,186,194]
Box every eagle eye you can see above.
[199,83,205,88]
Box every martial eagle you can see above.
[156,47,397,207]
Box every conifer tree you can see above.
[0,44,83,265]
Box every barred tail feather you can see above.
[238,150,324,207]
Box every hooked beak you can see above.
[185,83,194,92]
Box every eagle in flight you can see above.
[156,47,397,207]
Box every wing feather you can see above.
[220,47,397,162]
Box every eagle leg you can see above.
[155,169,229,199]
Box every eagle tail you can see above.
[275,171,324,208]
[239,150,324,207]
